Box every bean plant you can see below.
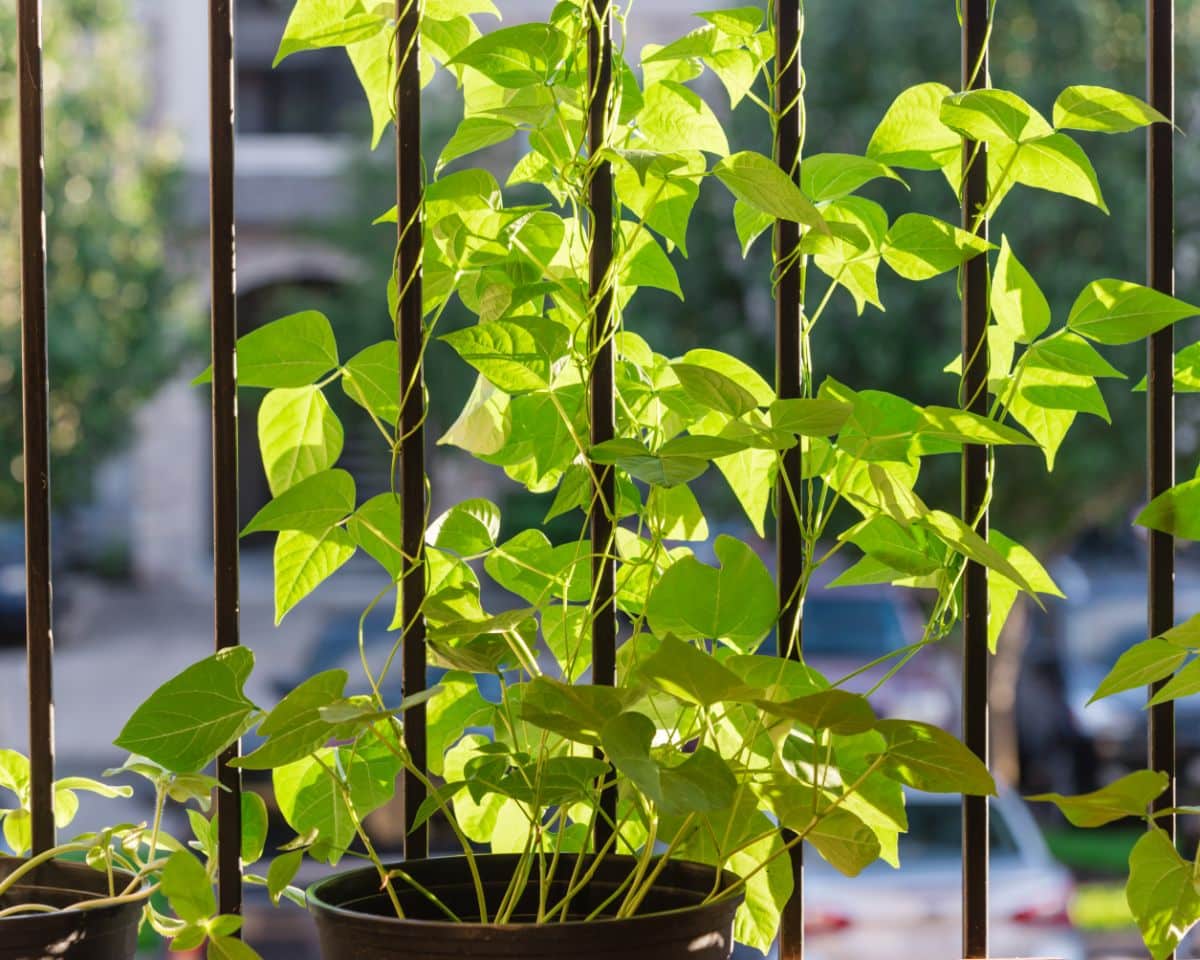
[3,1,1191,957]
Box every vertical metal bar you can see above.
[1147,0,1176,855]
[18,0,55,858]
[587,0,618,846]
[774,2,804,958]
[209,0,242,920]
[395,0,428,858]
[961,1,990,956]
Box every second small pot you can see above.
[0,856,141,960]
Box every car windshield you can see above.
[796,595,908,659]
[898,803,1020,861]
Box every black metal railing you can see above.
[12,1,1179,957]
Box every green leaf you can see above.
[713,151,826,232]
[428,673,492,776]
[428,499,500,557]
[637,81,730,157]
[990,236,1050,344]
[1053,85,1168,134]
[195,311,339,389]
[274,528,357,623]
[672,362,759,417]
[484,530,592,605]
[273,736,402,865]
[940,89,1053,143]
[438,117,518,172]
[274,0,386,66]
[1126,827,1200,960]
[450,22,567,87]
[235,670,348,770]
[346,493,403,579]
[208,935,266,960]
[866,82,959,170]
[1026,330,1126,379]
[636,635,754,706]
[543,607,592,682]
[241,791,269,864]
[517,677,637,746]
[987,529,1062,652]
[258,386,344,496]
[646,484,708,541]
[808,808,882,877]
[680,349,774,405]
[881,213,990,281]
[769,398,853,437]
[646,535,778,652]
[658,746,738,817]
[919,509,1039,598]
[441,317,570,393]
[590,438,708,488]
[994,134,1107,212]
[875,719,996,795]
[756,690,877,734]
[620,222,683,298]
[161,849,215,923]
[1030,770,1169,827]
[1089,637,1189,703]
[116,648,258,774]
[341,341,399,426]
[1134,341,1200,393]
[243,470,356,536]
[696,7,763,35]
[601,712,662,805]
[733,199,774,257]
[800,153,904,203]
[1137,479,1200,540]
[1148,656,1200,706]
[917,405,1035,447]
[267,849,305,907]
[1068,280,1200,345]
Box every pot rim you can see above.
[0,855,141,925]
[306,854,744,931]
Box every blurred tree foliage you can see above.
[653,0,1200,550]
[0,0,186,518]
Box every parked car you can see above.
[0,524,24,648]
[1017,557,1200,798]
[763,790,1084,960]
[785,585,960,732]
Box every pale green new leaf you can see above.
[161,849,215,923]
[428,499,501,557]
[195,311,339,389]
[993,134,1107,212]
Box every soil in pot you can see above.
[307,853,744,960]
[0,857,142,960]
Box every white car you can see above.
[736,790,1085,960]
